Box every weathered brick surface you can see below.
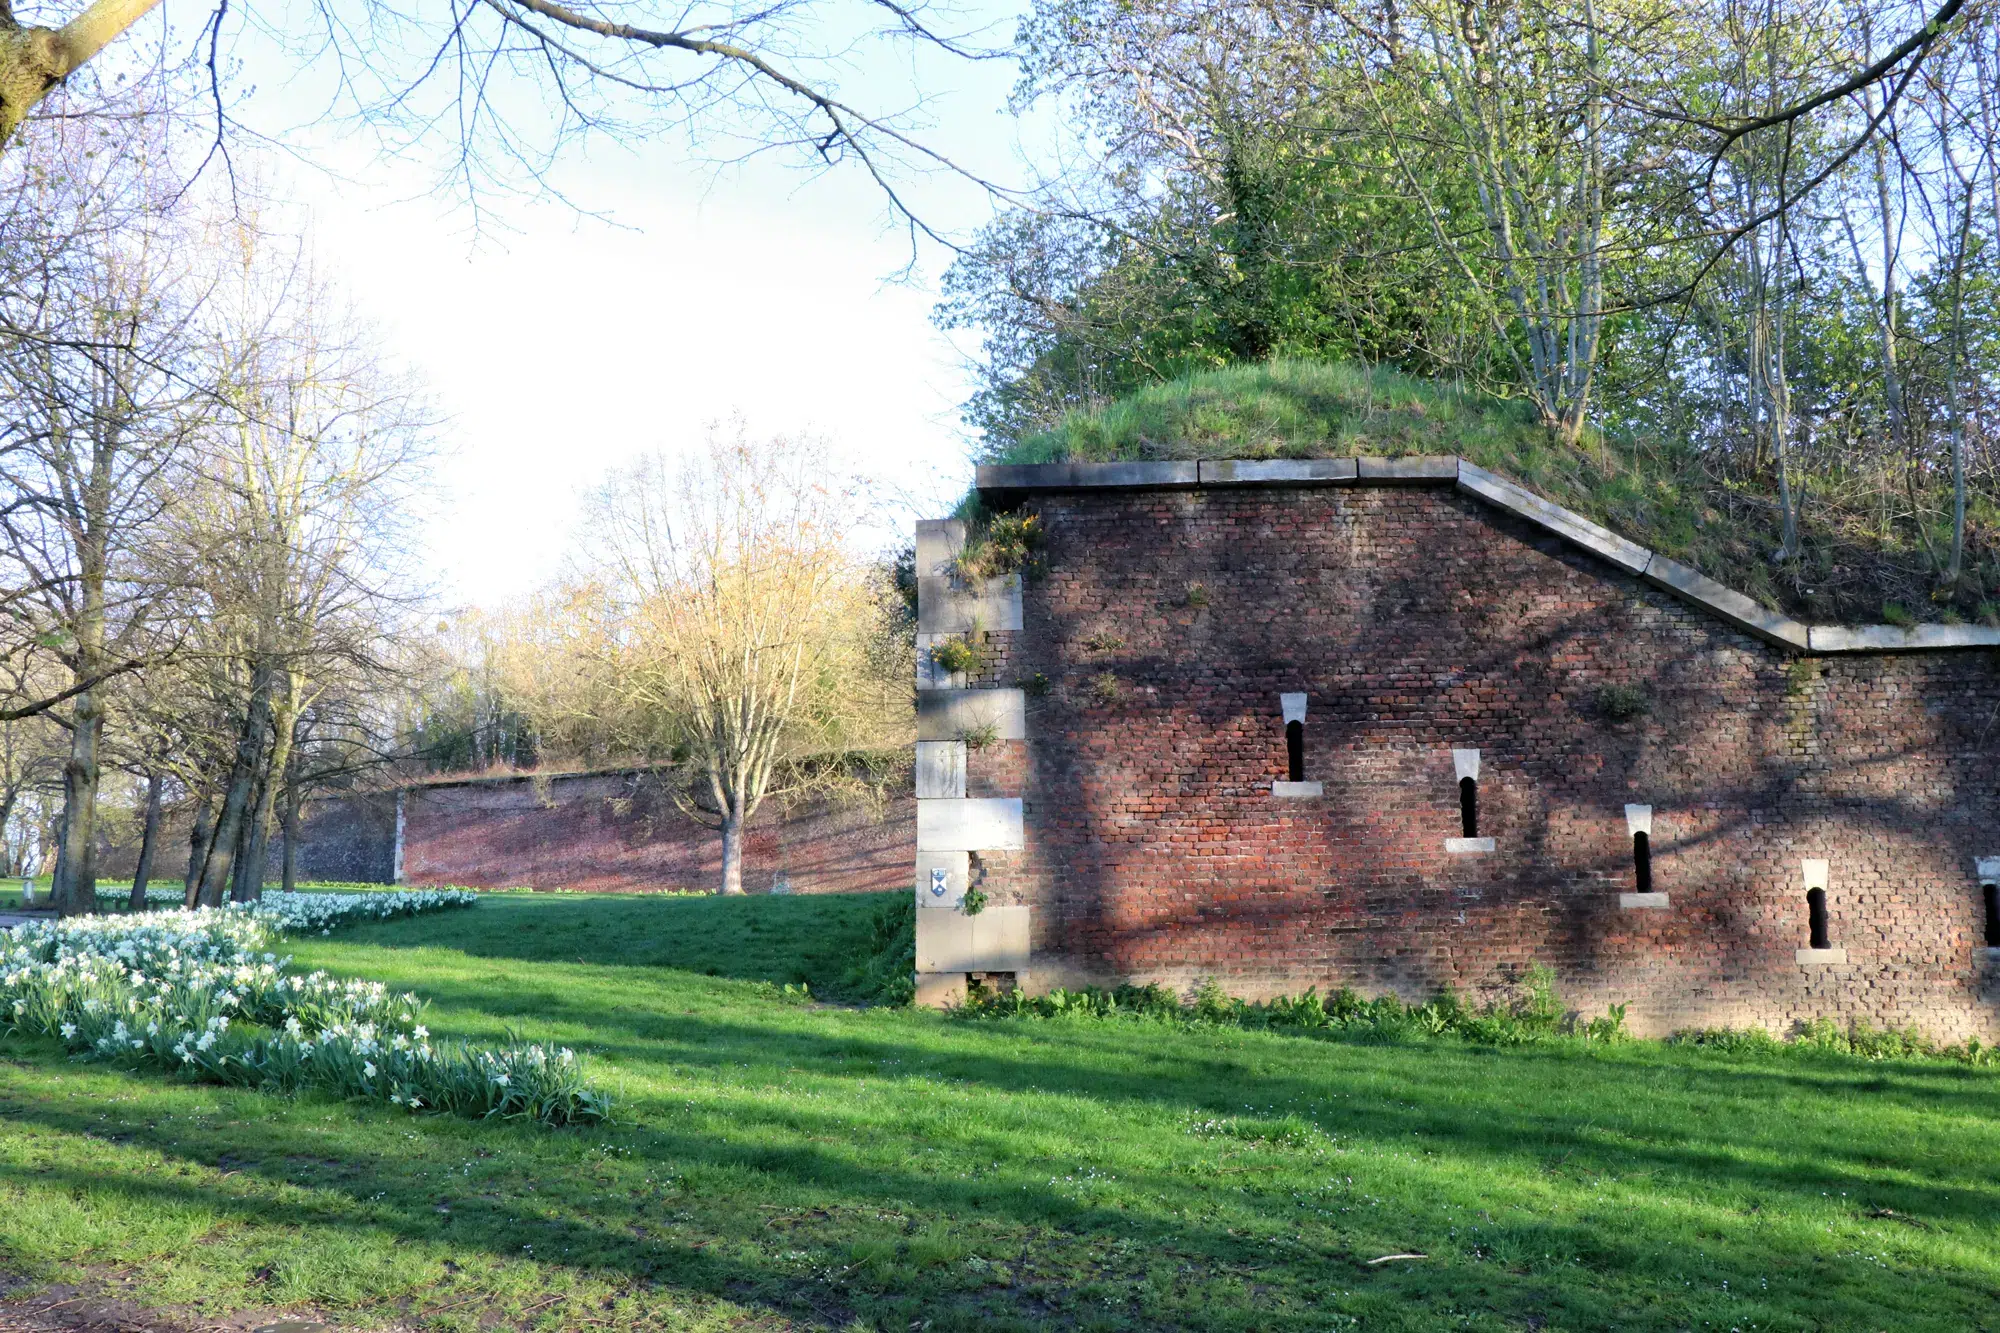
[398,773,913,894]
[983,484,2000,1039]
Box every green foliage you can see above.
[928,636,981,675]
[964,969,1599,1049]
[1018,670,1051,697]
[959,884,988,916]
[1087,671,1121,704]
[957,720,1001,750]
[839,894,915,1006]
[1185,581,1209,608]
[1595,684,1650,721]
[1882,600,1918,627]
[954,512,1043,580]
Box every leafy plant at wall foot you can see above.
[961,971,1993,1068]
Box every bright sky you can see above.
[224,3,1039,607]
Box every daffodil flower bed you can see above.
[2,903,608,1126]
[93,886,481,935]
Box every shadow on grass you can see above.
[6,996,1999,1331]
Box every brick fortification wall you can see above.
[397,772,913,894]
[955,476,2000,1039]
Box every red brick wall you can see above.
[970,483,2000,1039]
[400,771,913,895]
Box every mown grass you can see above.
[987,359,1995,624]
[4,891,1999,1331]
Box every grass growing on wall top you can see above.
[986,359,1993,625]
[3,890,1999,1331]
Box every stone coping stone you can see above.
[1976,857,2000,881]
[1809,623,2000,652]
[1456,461,1651,576]
[1359,455,1458,481]
[1796,947,1848,965]
[962,454,1996,654]
[1200,458,1358,486]
[1444,837,1495,854]
[977,461,1198,493]
[1618,892,1671,910]
[1642,553,1811,650]
[1271,780,1324,798]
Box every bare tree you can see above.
[0,104,206,916]
[578,428,907,894]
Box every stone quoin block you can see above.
[917,689,1028,742]
[1445,837,1496,855]
[915,851,970,908]
[1619,893,1671,910]
[915,904,1032,974]
[915,519,967,577]
[1272,781,1324,799]
[916,574,1024,634]
[916,798,1025,852]
[914,742,967,799]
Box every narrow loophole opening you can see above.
[1285,720,1304,783]
[1632,831,1652,894]
[1982,882,1999,948]
[1458,777,1478,839]
[1807,887,1830,950]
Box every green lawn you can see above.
[4,892,1998,1332]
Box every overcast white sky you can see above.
[219,2,1040,607]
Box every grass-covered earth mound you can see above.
[988,360,1998,627]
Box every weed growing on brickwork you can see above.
[929,635,981,675]
[1185,580,1210,608]
[4,891,1999,1333]
[1088,671,1121,704]
[957,720,1001,750]
[1083,630,1126,652]
[1017,669,1051,697]
[1595,683,1650,721]
[953,512,1042,580]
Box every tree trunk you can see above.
[199,663,276,908]
[234,765,271,904]
[719,808,745,895]
[281,772,301,893]
[232,746,272,903]
[129,770,162,910]
[184,797,213,909]
[0,787,17,877]
[49,685,102,917]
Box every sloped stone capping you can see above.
[918,460,2000,1038]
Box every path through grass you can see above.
[3,891,1997,1331]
